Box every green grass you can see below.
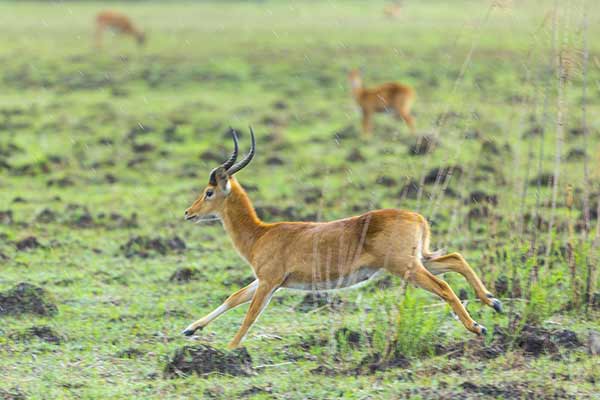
[1,1,599,398]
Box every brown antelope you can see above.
[384,1,403,19]
[182,128,501,349]
[349,69,416,136]
[95,11,146,48]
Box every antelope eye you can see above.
[205,189,214,199]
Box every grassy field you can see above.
[1,1,599,398]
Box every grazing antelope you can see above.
[182,128,501,349]
[95,11,146,48]
[349,69,416,136]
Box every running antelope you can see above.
[349,69,416,136]
[183,128,501,348]
[95,11,146,48]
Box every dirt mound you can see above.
[164,345,254,378]
[466,190,498,205]
[15,236,43,251]
[265,156,285,165]
[311,347,410,377]
[0,283,58,317]
[96,212,138,229]
[11,326,63,344]
[566,147,585,161]
[376,175,397,187]
[409,135,437,155]
[46,176,75,187]
[460,381,532,399]
[115,347,145,359]
[398,179,423,199]
[294,293,342,312]
[346,148,365,162]
[333,125,359,140]
[515,326,560,356]
[131,143,155,153]
[355,350,410,374]
[169,267,202,283]
[423,165,463,185]
[121,235,186,258]
[529,172,555,187]
[436,324,582,360]
[36,208,57,223]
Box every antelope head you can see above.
[184,127,255,222]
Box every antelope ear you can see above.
[214,167,231,194]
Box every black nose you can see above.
[184,210,188,216]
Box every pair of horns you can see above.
[209,127,256,185]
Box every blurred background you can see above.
[0,1,599,398]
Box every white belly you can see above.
[282,267,384,292]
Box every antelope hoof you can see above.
[491,298,503,313]
[182,326,202,336]
[486,294,503,313]
[473,322,487,336]
[227,341,240,350]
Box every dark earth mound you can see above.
[11,326,63,344]
[164,345,253,378]
[115,347,145,359]
[466,190,498,205]
[0,283,58,317]
[436,324,582,360]
[398,179,423,199]
[346,148,365,163]
[333,125,359,141]
[295,293,343,312]
[423,165,463,185]
[15,236,43,251]
[121,235,186,258]
[36,208,57,223]
[375,175,397,187]
[353,349,410,375]
[169,267,202,283]
[409,135,437,155]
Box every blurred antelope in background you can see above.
[384,1,403,18]
[349,69,416,136]
[95,11,146,48]
[182,128,501,349]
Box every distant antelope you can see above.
[182,128,501,349]
[95,11,146,48]
[384,1,403,18]
[349,69,416,136]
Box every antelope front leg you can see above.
[182,280,258,336]
[227,281,278,349]
[361,110,373,137]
